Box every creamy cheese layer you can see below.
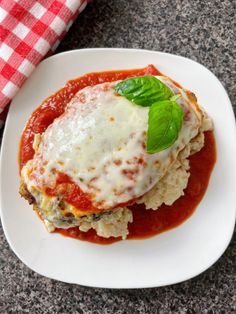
[22,76,203,210]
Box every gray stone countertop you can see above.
[0,0,235,313]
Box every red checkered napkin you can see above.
[0,0,89,127]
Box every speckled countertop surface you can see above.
[0,0,235,313]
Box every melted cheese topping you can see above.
[22,76,202,211]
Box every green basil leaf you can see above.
[114,76,173,107]
[147,100,184,154]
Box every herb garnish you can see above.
[115,76,184,154]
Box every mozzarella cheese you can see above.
[22,76,203,211]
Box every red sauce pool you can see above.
[19,65,216,244]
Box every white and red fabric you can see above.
[0,0,88,127]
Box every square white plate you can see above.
[1,48,236,288]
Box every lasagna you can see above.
[19,68,213,240]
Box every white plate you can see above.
[1,49,236,288]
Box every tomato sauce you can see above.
[45,172,99,213]
[128,131,216,239]
[19,65,216,244]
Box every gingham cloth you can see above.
[0,0,88,127]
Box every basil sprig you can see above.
[115,76,173,106]
[147,99,184,153]
[114,76,184,154]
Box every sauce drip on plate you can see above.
[19,65,216,244]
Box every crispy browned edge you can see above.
[19,178,35,205]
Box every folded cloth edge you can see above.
[0,0,89,127]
